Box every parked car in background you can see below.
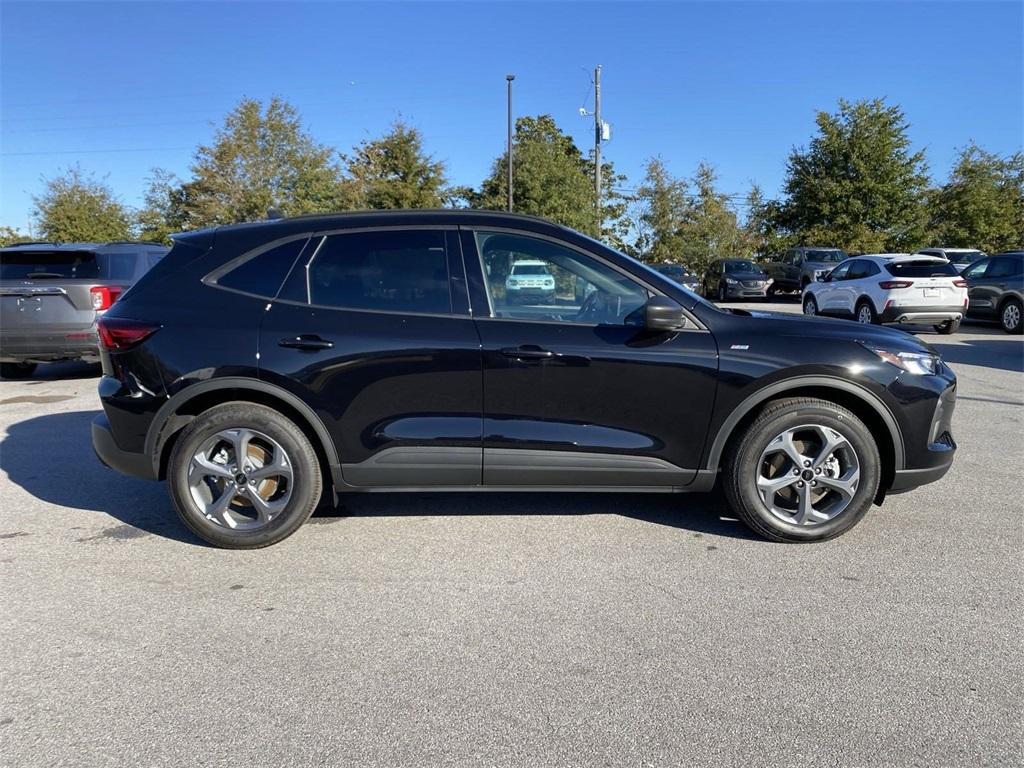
[764,247,848,294]
[652,262,700,292]
[505,259,556,304]
[0,241,168,378]
[916,247,986,273]
[961,251,1023,333]
[802,254,967,334]
[702,259,773,301]
[91,210,957,549]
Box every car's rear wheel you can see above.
[0,362,37,379]
[723,397,880,542]
[856,300,877,325]
[168,402,322,549]
[934,318,960,335]
[1000,298,1022,334]
[802,295,818,316]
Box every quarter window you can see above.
[218,237,310,298]
[306,230,451,314]
[475,231,648,326]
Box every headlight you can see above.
[766,278,774,285]
[724,277,737,284]
[866,346,938,375]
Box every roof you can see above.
[858,253,946,263]
[919,247,984,253]
[0,240,167,252]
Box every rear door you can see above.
[462,227,719,487]
[256,227,484,487]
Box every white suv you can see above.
[802,254,968,334]
[505,260,556,304]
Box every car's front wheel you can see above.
[717,283,727,302]
[1000,298,1022,334]
[802,295,818,316]
[168,402,323,549]
[723,397,881,542]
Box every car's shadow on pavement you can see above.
[928,338,1024,373]
[2,410,757,545]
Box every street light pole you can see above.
[594,64,602,227]
[506,74,515,212]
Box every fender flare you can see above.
[144,376,341,475]
[702,375,905,471]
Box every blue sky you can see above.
[2,0,1021,233]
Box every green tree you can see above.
[675,162,745,273]
[473,115,627,241]
[178,97,347,228]
[741,183,789,258]
[635,157,690,262]
[0,226,32,246]
[31,167,132,242]
[779,98,930,252]
[344,121,451,209]
[135,168,188,244]
[928,144,1024,253]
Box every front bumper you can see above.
[725,283,770,299]
[887,366,957,492]
[879,304,964,324]
[92,413,157,480]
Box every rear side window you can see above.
[98,252,137,280]
[884,260,958,278]
[217,237,310,298]
[986,257,1023,279]
[306,230,450,314]
[0,249,100,280]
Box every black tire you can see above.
[855,299,878,325]
[1000,298,1023,334]
[0,362,37,379]
[168,402,323,549]
[767,284,776,299]
[722,397,881,543]
[717,283,727,302]
[802,294,818,316]
[934,318,960,335]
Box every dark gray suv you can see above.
[962,251,1024,333]
[0,241,168,377]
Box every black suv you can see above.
[92,211,957,548]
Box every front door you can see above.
[258,227,483,487]
[462,229,719,487]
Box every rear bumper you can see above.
[879,304,964,324]
[890,458,954,492]
[0,329,99,362]
[92,413,157,480]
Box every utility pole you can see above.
[506,74,515,212]
[593,65,602,227]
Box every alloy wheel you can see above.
[188,428,293,530]
[1003,302,1021,330]
[803,297,817,316]
[755,424,860,526]
[857,304,873,324]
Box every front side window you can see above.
[962,258,990,279]
[828,262,852,281]
[986,257,1023,279]
[307,230,451,314]
[475,231,648,326]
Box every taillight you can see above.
[90,286,122,310]
[953,278,967,287]
[96,317,160,351]
[879,280,914,290]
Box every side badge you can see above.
[730,344,750,350]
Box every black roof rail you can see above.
[2,241,59,247]
[102,240,169,247]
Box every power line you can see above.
[1,146,192,157]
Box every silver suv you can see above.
[0,241,168,378]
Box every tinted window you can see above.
[884,260,959,278]
[308,230,450,314]
[98,252,137,280]
[962,259,990,279]
[986,256,1023,279]
[475,231,648,326]
[949,251,984,264]
[219,237,309,298]
[828,262,852,281]
[806,249,847,263]
[0,249,100,280]
[723,260,761,274]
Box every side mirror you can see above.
[816,271,830,282]
[644,296,686,332]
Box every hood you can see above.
[735,309,936,355]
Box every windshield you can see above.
[723,260,761,273]
[657,265,690,277]
[949,251,984,264]
[511,264,550,276]
[806,249,847,263]
[0,249,101,280]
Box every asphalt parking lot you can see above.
[1,303,1021,767]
